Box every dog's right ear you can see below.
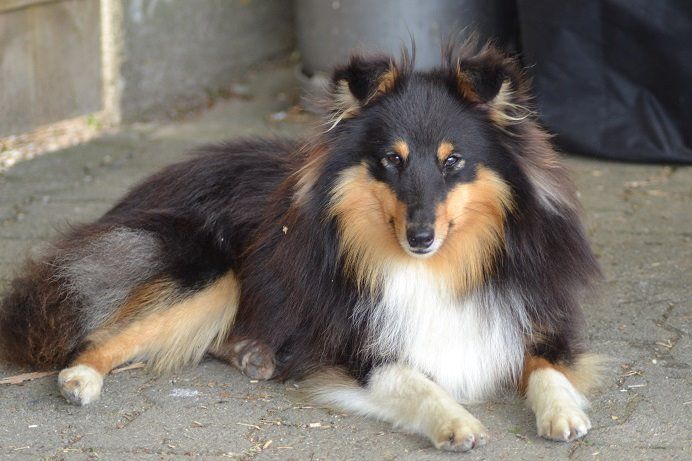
[328,55,400,123]
[333,55,398,103]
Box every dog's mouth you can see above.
[408,247,435,256]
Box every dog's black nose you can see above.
[406,227,435,250]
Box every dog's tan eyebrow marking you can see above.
[437,141,455,163]
[392,140,410,160]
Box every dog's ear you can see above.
[452,56,507,104]
[327,55,400,123]
[332,55,399,103]
[447,42,532,126]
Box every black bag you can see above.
[517,0,692,163]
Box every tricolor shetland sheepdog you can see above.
[0,41,603,451]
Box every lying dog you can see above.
[0,41,602,452]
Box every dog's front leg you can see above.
[523,357,591,441]
[308,364,488,452]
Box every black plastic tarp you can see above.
[517,0,692,163]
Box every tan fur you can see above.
[436,141,455,163]
[72,272,240,374]
[106,278,178,325]
[519,356,563,395]
[293,144,328,206]
[428,166,513,294]
[328,163,404,294]
[392,139,409,161]
[329,164,513,296]
[564,353,609,395]
[520,353,608,396]
[375,68,399,96]
[454,66,482,104]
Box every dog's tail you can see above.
[0,261,80,368]
[300,367,375,414]
[0,225,164,369]
[0,257,84,369]
[567,353,610,396]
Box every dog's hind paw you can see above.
[212,338,276,380]
[231,339,276,380]
[536,405,591,441]
[58,364,103,405]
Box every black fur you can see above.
[0,41,599,394]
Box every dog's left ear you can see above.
[449,45,531,125]
[328,55,400,122]
[453,56,508,105]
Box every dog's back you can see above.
[0,138,298,372]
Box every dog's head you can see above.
[296,41,571,293]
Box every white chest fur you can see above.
[363,264,526,403]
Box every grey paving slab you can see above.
[0,62,690,460]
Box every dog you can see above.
[0,41,602,452]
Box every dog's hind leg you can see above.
[59,272,240,405]
[303,364,488,452]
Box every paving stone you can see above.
[0,62,689,460]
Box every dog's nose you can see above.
[406,227,435,250]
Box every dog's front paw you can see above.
[430,414,488,452]
[536,405,591,441]
[58,364,103,406]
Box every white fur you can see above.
[356,263,526,403]
[310,364,488,452]
[526,368,591,441]
[58,364,104,406]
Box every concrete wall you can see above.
[0,0,295,136]
[116,0,295,122]
[0,0,102,137]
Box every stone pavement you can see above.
[0,62,690,460]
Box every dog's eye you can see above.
[444,154,463,169]
[383,152,403,167]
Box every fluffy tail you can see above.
[0,258,85,369]
[0,226,165,369]
[567,353,610,396]
[300,367,377,415]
